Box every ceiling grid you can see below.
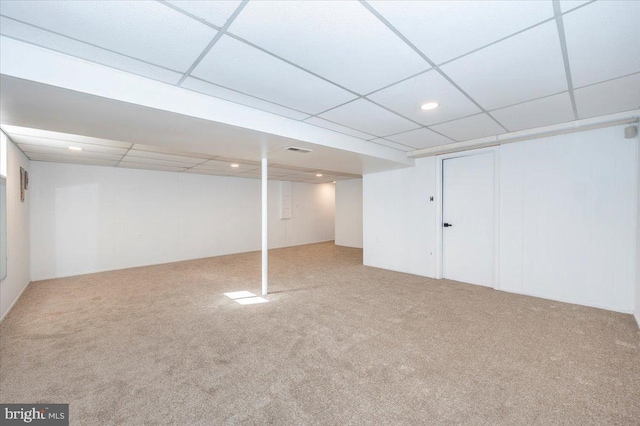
[357,0,509,134]
[0,0,637,162]
[175,0,249,86]
[551,0,579,120]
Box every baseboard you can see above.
[32,240,337,282]
[635,312,640,331]
[497,287,632,314]
[335,242,364,249]
[269,239,335,250]
[362,261,436,279]
[0,280,31,323]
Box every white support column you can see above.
[261,157,268,296]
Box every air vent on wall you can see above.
[285,146,312,153]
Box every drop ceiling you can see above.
[2,124,361,184]
[0,0,638,159]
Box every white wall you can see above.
[498,126,636,312]
[364,157,437,277]
[0,133,31,321]
[335,178,363,248]
[636,126,640,328]
[364,125,637,313]
[268,179,335,249]
[30,162,334,280]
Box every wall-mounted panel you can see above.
[280,181,292,219]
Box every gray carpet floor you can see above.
[1,242,639,425]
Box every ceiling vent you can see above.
[285,146,312,153]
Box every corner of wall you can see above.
[636,128,640,330]
[0,134,31,321]
[335,178,363,249]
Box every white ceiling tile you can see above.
[368,70,481,126]
[182,169,229,177]
[27,154,119,167]
[288,172,326,180]
[268,167,305,175]
[120,156,196,168]
[273,178,298,182]
[130,144,212,159]
[268,164,310,172]
[192,36,356,114]
[385,128,454,150]
[320,174,344,182]
[118,163,186,173]
[303,117,375,140]
[441,21,567,110]
[269,173,295,179]
[318,99,419,137]
[214,157,261,166]
[0,0,216,71]
[19,144,124,161]
[369,0,554,64]
[10,134,128,155]
[126,150,206,165]
[181,77,310,120]
[227,1,429,94]
[333,171,362,178]
[563,1,640,88]
[165,0,242,27]
[0,17,183,84]
[559,1,592,13]
[369,138,413,152]
[430,114,505,141]
[574,73,640,119]
[491,92,575,132]
[2,125,132,148]
[194,160,257,172]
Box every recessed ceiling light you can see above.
[230,164,239,168]
[420,102,439,111]
[316,174,323,177]
[68,146,82,151]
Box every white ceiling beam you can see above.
[409,109,640,158]
[0,37,412,168]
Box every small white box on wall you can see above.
[280,181,291,219]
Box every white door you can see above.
[442,152,495,287]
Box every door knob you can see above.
[443,223,453,227]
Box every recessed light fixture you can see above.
[316,174,323,177]
[230,164,240,168]
[420,102,439,111]
[68,146,82,151]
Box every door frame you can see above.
[435,147,500,289]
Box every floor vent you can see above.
[285,146,312,153]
